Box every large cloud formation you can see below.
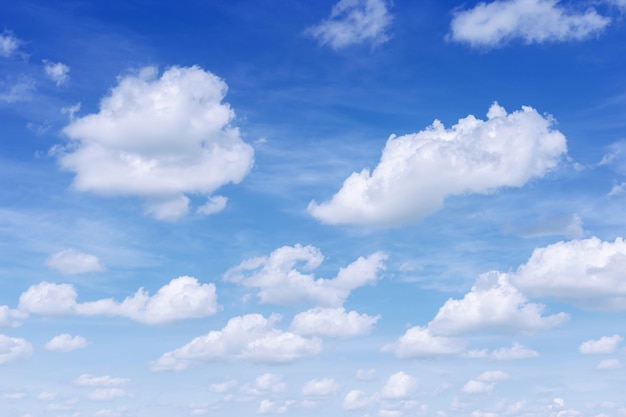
[308,103,567,227]
[57,66,254,220]
[448,0,610,48]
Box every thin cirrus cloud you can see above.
[448,0,611,48]
[45,249,104,275]
[150,314,322,371]
[54,65,254,221]
[223,244,387,306]
[18,276,220,324]
[308,103,567,227]
[306,0,392,49]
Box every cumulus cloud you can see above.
[382,325,466,359]
[150,314,321,371]
[197,195,228,216]
[0,305,25,328]
[56,66,254,220]
[290,307,379,337]
[448,0,610,48]
[0,30,21,58]
[428,272,568,336]
[18,276,220,324]
[0,334,33,365]
[490,342,540,360]
[343,389,375,410]
[580,335,623,354]
[306,0,392,49]
[44,333,89,352]
[380,371,418,399]
[309,103,567,227]
[45,249,104,275]
[461,380,495,394]
[511,237,626,310]
[302,378,339,396]
[43,60,70,86]
[596,358,622,370]
[224,244,387,306]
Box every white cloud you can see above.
[258,399,294,414]
[290,307,379,337]
[209,379,238,394]
[382,325,466,359]
[43,60,70,86]
[255,373,287,393]
[380,371,417,399]
[356,368,376,380]
[0,334,33,365]
[57,66,254,220]
[428,272,568,336]
[87,388,127,401]
[511,237,626,310]
[0,305,25,328]
[74,374,130,387]
[490,342,540,360]
[197,195,227,216]
[150,314,321,371]
[0,76,36,103]
[19,276,220,324]
[461,380,494,394]
[596,358,623,370]
[580,335,623,354]
[448,0,610,48]
[608,0,626,9]
[309,103,567,227]
[306,0,392,49]
[45,249,104,275]
[0,30,20,58]
[477,370,510,382]
[224,244,387,306]
[343,389,374,410]
[302,378,338,396]
[44,333,89,352]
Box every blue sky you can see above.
[2,0,626,416]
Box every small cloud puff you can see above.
[45,249,104,275]
[44,333,89,352]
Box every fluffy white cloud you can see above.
[74,374,130,387]
[18,276,219,324]
[224,245,387,306]
[43,60,70,86]
[580,335,623,354]
[448,0,610,48]
[87,388,127,401]
[45,249,104,275]
[197,195,228,216]
[290,307,379,337]
[306,0,392,49]
[0,30,20,57]
[428,272,568,336]
[380,371,417,399]
[0,305,24,327]
[596,358,623,370]
[150,314,321,370]
[309,103,567,227]
[382,325,466,359]
[302,378,339,396]
[490,342,540,360]
[44,333,89,352]
[57,66,254,220]
[0,334,33,365]
[462,380,494,394]
[343,389,374,410]
[255,373,287,393]
[511,237,626,310]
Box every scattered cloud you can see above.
[428,272,568,336]
[290,307,379,337]
[0,30,21,58]
[224,244,387,306]
[511,237,626,310]
[382,325,466,359]
[56,65,254,220]
[18,276,220,324]
[0,305,25,328]
[45,249,104,275]
[580,334,623,354]
[461,379,495,394]
[197,195,228,216]
[308,103,567,227]
[343,389,375,410]
[150,314,321,370]
[74,374,130,387]
[209,379,238,394]
[0,76,36,103]
[87,388,127,401]
[44,333,89,352]
[518,213,584,239]
[302,378,339,396]
[356,368,376,381]
[596,358,623,370]
[468,342,540,360]
[448,0,610,48]
[380,371,417,399]
[43,60,70,86]
[306,0,392,49]
[0,334,33,365]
